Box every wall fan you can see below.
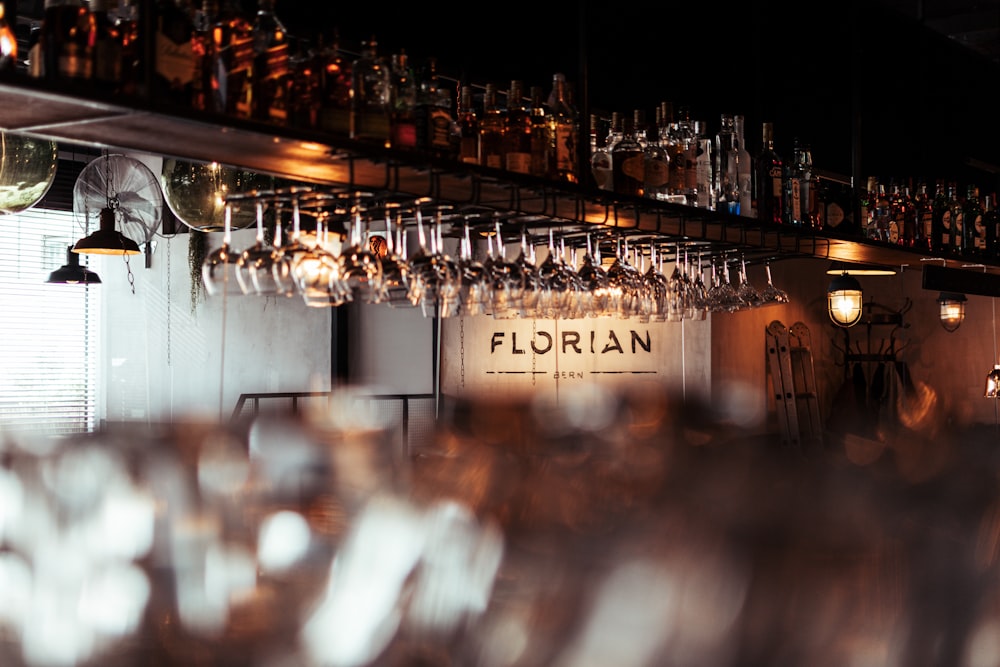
[73,154,164,267]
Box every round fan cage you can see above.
[73,154,164,264]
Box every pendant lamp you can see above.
[937,292,966,332]
[73,207,141,256]
[827,271,863,327]
[46,245,101,284]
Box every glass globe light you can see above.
[0,131,58,215]
[160,158,273,232]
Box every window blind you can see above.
[0,208,101,436]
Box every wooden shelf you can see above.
[1,75,996,273]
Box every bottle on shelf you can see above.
[287,37,319,129]
[756,121,783,224]
[545,72,578,183]
[611,111,644,197]
[350,36,391,146]
[203,0,254,117]
[248,0,291,124]
[455,84,480,166]
[949,181,965,256]
[931,179,953,253]
[660,102,688,205]
[900,181,919,247]
[114,0,141,96]
[316,31,352,136]
[783,138,806,226]
[388,50,418,150]
[528,85,549,178]
[714,114,737,214]
[414,56,454,159]
[692,119,713,209]
[502,79,532,174]
[589,113,613,190]
[477,82,505,169]
[733,114,754,218]
[914,178,934,251]
[89,0,122,94]
[643,106,670,201]
[985,192,1000,259]
[30,0,93,82]
[964,184,985,258]
[150,0,197,108]
[872,181,891,242]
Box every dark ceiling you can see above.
[876,0,1000,66]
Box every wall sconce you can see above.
[828,272,863,327]
[46,245,101,284]
[937,292,966,332]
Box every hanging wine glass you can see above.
[337,194,384,304]
[486,217,526,320]
[536,228,569,320]
[758,261,791,305]
[201,203,243,297]
[734,255,763,310]
[292,204,348,308]
[576,233,610,318]
[605,236,642,319]
[271,188,314,297]
[640,243,669,323]
[455,216,491,317]
[406,200,459,317]
[665,244,689,322]
[374,202,412,308]
[237,195,282,296]
[687,251,709,321]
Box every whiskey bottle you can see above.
[316,31,351,136]
[984,192,999,259]
[545,72,578,183]
[414,57,454,158]
[528,85,549,177]
[455,84,479,165]
[33,0,93,82]
[964,184,985,258]
[388,50,418,150]
[661,102,687,204]
[949,182,965,256]
[502,79,532,174]
[152,0,196,108]
[931,179,952,253]
[351,36,391,146]
[90,0,122,94]
[249,0,291,125]
[914,179,934,251]
[206,0,253,117]
[783,139,805,226]
[756,122,783,224]
[477,82,505,169]
[287,37,319,128]
[589,113,613,190]
[611,113,644,197]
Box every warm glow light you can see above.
[827,272,863,327]
[937,292,966,332]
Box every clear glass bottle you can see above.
[733,114,754,218]
[588,113,612,190]
[964,184,985,258]
[351,36,391,146]
[415,56,454,159]
[714,114,737,213]
[756,121,783,224]
[611,112,644,197]
[692,119,713,209]
[545,72,578,183]
[477,82,505,169]
[503,79,532,174]
[914,178,934,251]
[949,181,965,255]
[643,106,670,201]
[931,179,953,253]
[660,102,687,204]
[528,85,549,178]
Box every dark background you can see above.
[10,0,1000,194]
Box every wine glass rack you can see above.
[1,74,996,273]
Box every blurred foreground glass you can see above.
[0,132,58,215]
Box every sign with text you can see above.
[440,316,711,402]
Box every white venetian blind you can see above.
[0,208,101,435]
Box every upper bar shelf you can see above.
[0,75,991,273]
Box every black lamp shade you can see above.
[47,246,101,284]
[73,208,141,256]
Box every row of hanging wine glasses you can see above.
[201,186,790,318]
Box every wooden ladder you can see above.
[766,320,824,451]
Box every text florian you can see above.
[490,329,652,355]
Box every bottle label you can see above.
[826,202,845,229]
[60,42,93,79]
[644,158,670,188]
[156,30,194,88]
[553,124,576,174]
[920,211,933,239]
[621,154,644,182]
[428,107,453,152]
[506,152,532,174]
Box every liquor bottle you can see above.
[985,192,999,258]
[545,72,578,183]
[350,36,391,146]
[388,50,417,150]
[692,119,713,209]
[949,182,965,256]
[414,57,454,159]
[733,114,754,218]
[820,175,857,237]
[89,0,122,94]
[661,102,687,204]
[611,112,644,197]
[152,0,196,108]
[589,113,613,190]
[31,0,91,82]
[797,142,819,227]
[528,85,549,178]
[114,0,141,95]
[643,106,670,201]
[964,184,985,258]
[287,37,318,129]
[931,179,952,253]
[455,84,479,166]
[477,82,505,169]
[783,139,805,226]
[249,0,291,125]
[914,179,934,251]
[872,182,891,242]
[714,114,737,213]
[860,176,878,239]
[0,1,15,73]
[316,31,351,136]
[900,182,918,247]
[503,79,532,174]
[207,0,253,117]
[756,122,783,224]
